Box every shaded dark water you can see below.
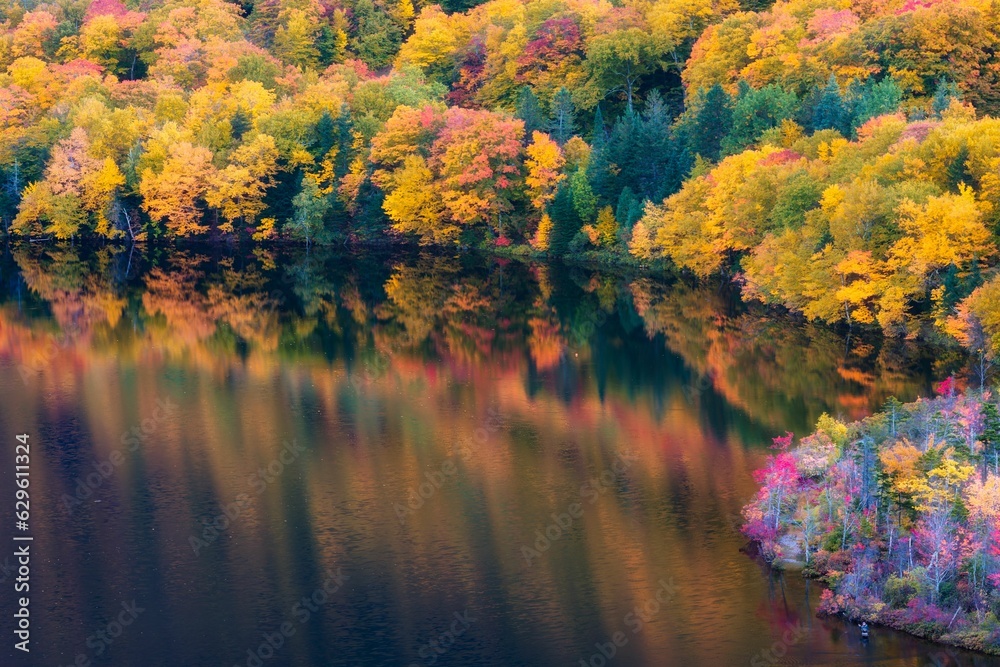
[0,244,995,666]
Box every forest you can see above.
[6,0,1000,351]
[14,0,1000,655]
[742,384,1000,654]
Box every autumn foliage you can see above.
[743,390,1000,654]
[8,0,1000,350]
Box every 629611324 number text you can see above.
[13,433,31,654]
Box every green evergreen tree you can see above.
[981,402,1000,477]
[548,183,582,254]
[230,108,251,143]
[605,108,643,201]
[549,87,577,144]
[637,90,674,199]
[932,80,961,117]
[846,77,902,134]
[350,0,403,71]
[615,186,643,233]
[946,144,974,192]
[722,83,797,155]
[313,111,337,159]
[587,104,613,200]
[881,396,908,437]
[516,86,548,138]
[591,104,607,146]
[812,75,846,134]
[334,103,354,180]
[686,84,732,162]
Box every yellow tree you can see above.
[524,131,565,211]
[531,213,554,251]
[832,250,886,326]
[966,476,1000,527]
[394,6,466,77]
[918,455,974,513]
[11,182,55,237]
[205,134,279,231]
[140,142,217,237]
[891,186,994,283]
[880,439,929,525]
[79,15,124,70]
[593,206,619,247]
[80,158,126,238]
[11,128,125,239]
[273,7,321,70]
[10,10,57,61]
[381,155,452,243]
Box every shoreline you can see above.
[743,390,1000,659]
[4,234,677,273]
[751,543,1000,658]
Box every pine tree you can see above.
[723,83,797,154]
[549,87,576,144]
[588,104,614,200]
[881,396,908,437]
[616,186,642,231]
[638,90,674,199]
[548,183,581,254]
[687,84,732,162]
[516,86,548,138]
[932,80,961,118]
[812,75,846,134]
[845,77,902,134]
[946,144,973,192]
[592,104,607,147]
[981,402,1000,477]
[314,111,337,159]
[604,108,643,202]
[350,0,403,71]
[334,104,354,180]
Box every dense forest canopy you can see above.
[743,388,1000,655]
[7,0,1000,361]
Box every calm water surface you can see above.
[0,245,996,666]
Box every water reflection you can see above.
[0,245,983,666]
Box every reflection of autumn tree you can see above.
[142,255,217,349]
[1,246,944,438]
[14,247,127,335]
[376,255,461,347]
[373,255,550,370]
[630,278,933,430]
[553,267,620,348]
[206,261,282,352]
[290,259,340,334]
[528,301,564,371]
[143,255,287,353]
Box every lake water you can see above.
[0,245,996,666]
